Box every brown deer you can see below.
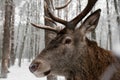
[29,0,120,80]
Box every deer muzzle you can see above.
[29,59,51,77]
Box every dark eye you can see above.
[65,38,72,44]
[63,37,72,44]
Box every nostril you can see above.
[29,63,39,73]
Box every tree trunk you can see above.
[0,0,4,62]
[10,1,15,66]
[1,0,13,78]
[18,27,27,67]
[14,13,22,58]
[113,0,120,42]
[106,0,112,50]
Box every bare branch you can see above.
[55,0,72,10]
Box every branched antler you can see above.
[47,8,68,25]
[70,0,98,27]
[47,0,98,29]
[31,0,98,32]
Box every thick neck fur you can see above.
[68,38,116,80]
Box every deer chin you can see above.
[33,70,51,77]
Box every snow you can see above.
[0,60,65,80]
[112,44,120,57]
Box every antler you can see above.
[45,16,57,26]
[47,0,98,30]
[31,0,98,32]
[70,0,98,27]
[47,8,68,26]
[55,0,72,10]
[31,23,62,33]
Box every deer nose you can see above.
[29,63,39,73]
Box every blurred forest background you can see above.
[0,0,120,80]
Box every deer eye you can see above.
[64,37,72,44]
[65,39,71,44]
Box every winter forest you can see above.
[0,0,120,80]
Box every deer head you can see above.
[29,0,101,79]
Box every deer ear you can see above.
[80,9,101,34]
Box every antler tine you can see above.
[47,8,68,26]
[70,0,98,27]
[39,0,98,32]
[31,23,61,33]
[45,0,70,26]
[55,0,72,10]
[45,16,57,26]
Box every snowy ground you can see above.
[1,60,65,80]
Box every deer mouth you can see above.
[33,69,51,77]
[43,70,51,76]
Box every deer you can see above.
[29,0,120,80]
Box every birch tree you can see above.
[113,0,120,42]
[10,0,15,66]
[106,0,112,50]
[1,0,14,78]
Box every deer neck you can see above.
[72,39,115,80]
